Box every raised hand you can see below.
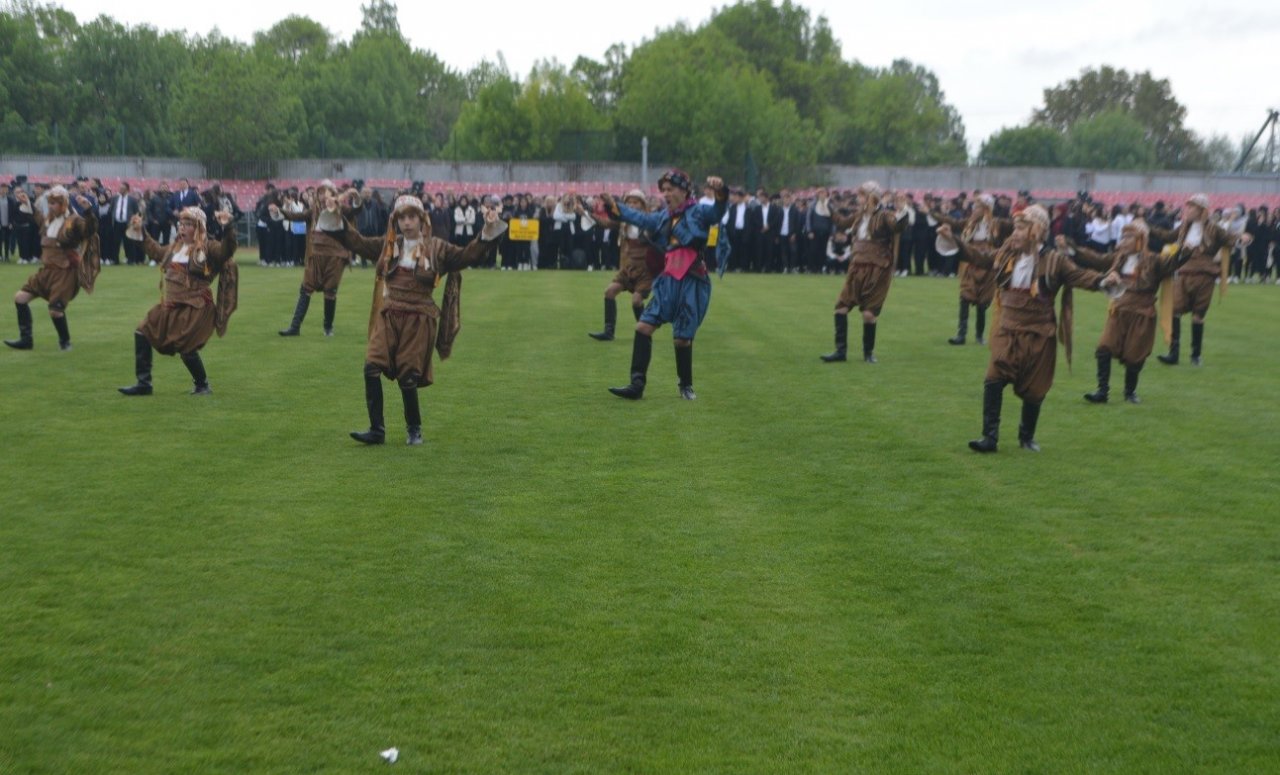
[936,224,953,240]
[705,176,724,192]
[215,210,233,226]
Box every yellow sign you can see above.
[707,224,719,247]
[508,218,540,241]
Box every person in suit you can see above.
[0,183,16,262]
[806,187,833,274]
[777,190,800,273]
[726,188,751,272]
[107,182,142,265]
[170,178,200,222]
[751,189,776,272]
[148,182,173,248]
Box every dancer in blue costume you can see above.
[598,170,728,401]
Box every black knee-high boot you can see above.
[948,300,969,345]
[279,289,311,336]
[590,298,617,340]
[51,315,71,350]
[1084,352,1111,403]
[351,368,386,443]
[1158,317,1180,364]
[675,344,695,400]
[863,322,877,363]
[1018,401,1042,451]
[402,386,422,445]
[5,302,33,349]
[609,331,652,399]
[975,304,988,343]
[1190,321,1204,364]
[1124,364,1142,403]
[323,297,336,336]
[632,304,643,321]
[820,313,848,362]
[118,333,154,395]
[969,380,1004,452]
[181,351,211,394]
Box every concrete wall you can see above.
[4,155,1280,194]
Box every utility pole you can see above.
[641,136,649,188]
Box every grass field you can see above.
[1,255,1278,773]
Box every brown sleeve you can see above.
[59,214,96,249]
[337,220,385,261]
[830,210,855,231]
[278,208,308,223]
[206,226,238,269]
[932,211,964,231]
[1069,244,1113,271]
[435,235,496,273]
[1148,225,1178,243]
[955,238,996,268]
[138,229,167,263]
[1056,252,1105,290]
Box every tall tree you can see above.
[1033,66,1206,169]
[614,25,816,184]
[173,43,305,167]
[979,125,1067,167]
[1064,110,1155,170]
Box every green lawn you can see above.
[1,257,1277,773]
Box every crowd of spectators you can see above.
[4,176,1278,284]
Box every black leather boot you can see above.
[52,315,71,351]
[402,386,423,445]
[948,300,968,345]
[975,304,988,344]
[1157,317,1180,365]
[1190,321,1204,366]
[863,322,877,363]
[968,380,1003,452]
[5,302,33,349]
[1018,401,1042,452]
[118,332,154,395]
[1084,352,1111,403]
[609,331,651,399]
[631,304,643,321]
[351,369,386,444]
[279,290,310,336]
[323,297,336,337]
[675,344,695,400]
[182,351,211,394]
[589,297,617,341]
[820,313,848,362]
[1124,365,1141,404]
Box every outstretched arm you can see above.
[437,207,508,273]
[206,211,238,269]
[129,215,167,262]
[335,218,386,262]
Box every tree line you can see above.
[0,0,1269,184]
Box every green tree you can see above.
[822,60,967,165]
[1033,66,1205,169]
[173,44,304,168]
[979,125,1067,167]
[1064,110,1155,170]
[447,60,609,161]
[706,0,841,122]
[614,25,816,184]
[570,43,626,114]
[253,15,332,63]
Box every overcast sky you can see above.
[50,0,1280,156]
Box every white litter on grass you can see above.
[380,747,399,764]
